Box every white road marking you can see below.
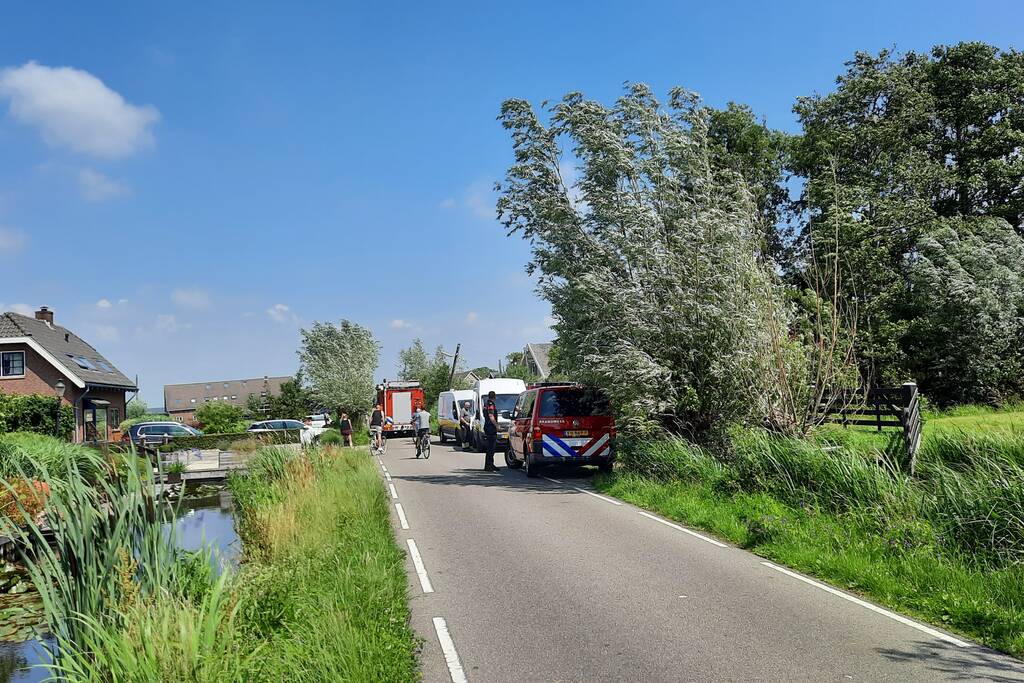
[395,503,410,529]
[407,539,434,593]
[385,472,393,482]
[759,561,970,647]
[389,483,398,499]
[432,617,468,683]
[570,486,623,506]
[381,463,388,473]
[636,510,727,548]
[541,475,563,484]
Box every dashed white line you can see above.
[395,502,410,529]
[389,482,398,499]
[385,472,393,482]
[432,617,468,683]
[636,510,727,547]
[406,539,434,593]
[760,561,970,647]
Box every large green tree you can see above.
[298,320,379,419]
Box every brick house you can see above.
[0,307,138,442]
[164,375,291,424]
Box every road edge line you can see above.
[759,561,971,647]
[389,482,398,499]
[432,617,468,683]
[395,502,410,530]
[636,510,727,547]
[406,538,434,593]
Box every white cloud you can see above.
[155,313,188,333]
[93,324,120,342]
[1,302,34,316]
[0,226,27,255]
[464,181,495,220]
[171,287,211,310]
[78,168,130,202]
[465,312,479,325]
[439,197,456,209]
[390,319,413,330]
[96,298,112,308]
[117,298,128,305]
[0,61,160,158]
[266,304,293,323]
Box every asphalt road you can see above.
[377,436,1024,682]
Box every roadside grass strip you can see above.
[760,561,970,647]
[433,617,468,683]
[407,538,434,593]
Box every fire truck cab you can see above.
[376,380,425,438]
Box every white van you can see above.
[437,389,476,444]
[468,378,527,451]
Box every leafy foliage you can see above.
[126,398,149,420]
[397,338,466,412]
[298,320,379,419]
[0,390,74,439]
[194,402,247,434]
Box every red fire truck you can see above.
[376,380,425,438]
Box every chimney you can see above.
[35,306,54,324]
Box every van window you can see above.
[521,391,537,418]
[538,389,611,417]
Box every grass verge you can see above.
[597,428,1024,658]
[229,445,418,681]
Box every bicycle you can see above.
[415,430,430,459]
[369,429,386,456]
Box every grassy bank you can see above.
[229,445,418,681]
[597,423,1024,657]
[1,435,417,681]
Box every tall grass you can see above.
[0,432,103,487]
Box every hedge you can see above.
[155,429,301,452]
[0,391,75,440]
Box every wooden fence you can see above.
[818,382,923,474]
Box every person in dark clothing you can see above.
[483,390,499,471]
[369,404,384,452]
[339,412,353,447]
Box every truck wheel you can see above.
[505,446,523,469]
[525,454,540,478]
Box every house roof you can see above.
[0,311,137,390]
[525,343,553,379]
[164,376,292,413]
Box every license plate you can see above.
[565,430,589,437]
[499,432,508,439]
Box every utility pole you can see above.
[446,343,461,390]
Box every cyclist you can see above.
[413,404,431,458]
[369,404,384,452]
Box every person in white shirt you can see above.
[413,405,431,457]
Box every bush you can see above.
[319,429,342,445]
[194,403,247,435]
[156,430,300,453]
[0,432,103,485]
[0,391,74,439]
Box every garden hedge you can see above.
[155,430,301,452]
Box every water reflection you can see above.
[0,486,239,682]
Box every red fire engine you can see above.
[376,380,425,437]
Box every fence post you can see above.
[900,382,921,476]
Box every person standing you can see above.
[483,390,499,471]
[339,412,353,447]
[459,400,473,450]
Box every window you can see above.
[190,398,197,404]
[230,395,237,400]
[205,384,211,390]
[222,395,228,400]
[538,388,610,417]
[111,408,120,428]
[223,383,229,388]
[1,351,25,377]
[67,355,96,370]
[95,359,114,372]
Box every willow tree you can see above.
[297,320,379,419]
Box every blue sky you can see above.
[1,1,1021,405]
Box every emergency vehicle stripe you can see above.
[580,433,611,458]
[543,434,576,458]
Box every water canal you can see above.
[0,485,240,682]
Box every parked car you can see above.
[247,419,305,433]
[467,378,527,451]
[128,421,202,448]
[506,383,615,477]
[305,413,332,429]
[436,389,475,444]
